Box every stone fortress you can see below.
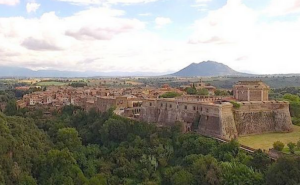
[15,79,293,140]
[140,81,293,140]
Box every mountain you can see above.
[0,66,170,77]
[171,61,247,77]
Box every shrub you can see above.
[230,101,241,109]
[297,140,300,149]
[287,142,296,154]
[160,92,181,98]
[273,141,284,151]
[292,117,300,126]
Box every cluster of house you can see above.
[14,80,218,116]
[12,80,293,140]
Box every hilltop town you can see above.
[15,80,292,140]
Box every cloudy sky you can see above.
[0,0,300,74]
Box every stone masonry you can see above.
[140,81,293,140]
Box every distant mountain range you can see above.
[1,61,298,78]
[171,61,248,77]
[0,66,170,78]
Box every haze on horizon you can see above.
[0,0,300,75]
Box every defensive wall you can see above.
[140,99,292,140]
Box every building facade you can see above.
[233,81,269,101]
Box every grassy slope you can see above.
[238,125,300,150]
[36,81,67,86]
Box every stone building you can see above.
[140,81,292,140]
[233,81,269,101]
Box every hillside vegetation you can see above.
[0,106,300,184]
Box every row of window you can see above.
[149,102,212,113]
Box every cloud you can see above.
[188,0,300,74]
[0,0,19,6]
[264,0,300,16]
[195,0,211,3]
[21,37,62,51]
[0,7,162,72]
[26,2,41,13]
[139,13,152,16]
[189,0,257,44]
[155,17,172,28]
[1,0,300,74]
[65,8,144,40]
[192,0,212,11]
[54,0,159,5]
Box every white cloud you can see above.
[155,17,172,28]
[0,7,159,72]
[188,0,300,74]
[139,13,152,16]
[0,0,19,6]
[26,2,41,13]
[192,0,211,11]
[54,0,159,5]
[1,0,300,74]
[195,0,211,2]
[265,0,300,16]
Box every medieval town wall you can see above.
[234,101,293,136]
[140,99,293,140]
[140,99,235,138]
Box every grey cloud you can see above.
[21,37,63,51]
[65,25,135,40]
[188,36,233,45]
[236,56,248,61]
[77,57,104,64]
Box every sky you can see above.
[0,0,300,74]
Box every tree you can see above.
[88,174,107,185]
[197,88,209,95]
[56,128,82,151]
[215,89,230,96]
[160,92,181,98]
[4,100,18,116]
[189,155,222,185]
[250,149,271,171]
[102,118,129,143]
[186,87,197,95]
[287,142,296,154]
[283,94,300,102]
[38,149,87,185]
[266,157,300,185]
[171,169,195,185]
[19,175,37,185]
[273,141,284,151]
[221,162,264,185]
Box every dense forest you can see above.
[1,104,300,185]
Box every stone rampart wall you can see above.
[140,99,292,139]
[234,102,292,136]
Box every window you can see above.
[161,103,163,107]
[170,104,172,108]
[193,106,196,111]
[150,103,152,106]
[185,105,187,110]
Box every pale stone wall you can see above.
[140,99,292,140]
[140,99,236,139]
[234,102,292,136]
[96,97,116,112]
